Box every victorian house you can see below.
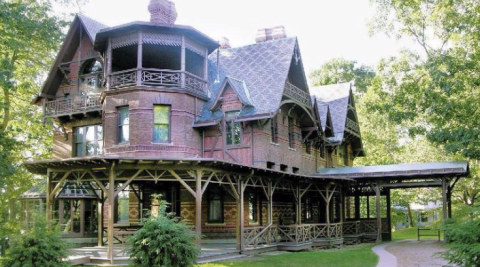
[22,0,468,264]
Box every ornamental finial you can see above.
[148,0,178,24]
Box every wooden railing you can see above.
[343,221,361,236]
[346,117,360,135]
[109,68,208,96]
[44,95,102,117]
[284,82,311,107]
[243,223,343,248]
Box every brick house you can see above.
[22,0,469,263]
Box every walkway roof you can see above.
[315,161,469,180]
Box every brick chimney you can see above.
[219,37,231,49]
[255,26,286,43]
[148,0,178,24]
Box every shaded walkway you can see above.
[373,240,452,267]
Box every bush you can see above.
[2,213,69,267]
[443,215,480,267]
[129,195,199,267]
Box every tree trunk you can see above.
[406,204,414,227]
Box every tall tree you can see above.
[0,0,81,237]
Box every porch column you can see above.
[447,188,452,219]
[374,182,382,243]
[106,37,112,90]
[136,31,143,86]
[195,170,203,246]
[238,178,245,251]
[339,185,344,223]
[296,184,302,224]
[45,169,53,222]
[354,192,360,220]
[267,180,273,245]
[386,188,392,241]
[97,197,104,247]
[107,163,116,264]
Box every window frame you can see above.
[271,115,278,143]
[153,105,171,143]
[225,111,242,146]
[118,106,130,144]
[73,124,103,157]
[249,191,259,224]
[207,187,224,223]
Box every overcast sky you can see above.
[78,0,407,76]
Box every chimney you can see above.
[219,37,231,49]
[148,0,178,24]
[255,26,287,43]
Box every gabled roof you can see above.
[196,37,298,123]
[34,15,108,103]
[210,76,254,110]
[78,14,108,43]
[310,82,352,142]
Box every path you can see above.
[373,240,451,267]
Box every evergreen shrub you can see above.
[443,214,480,267]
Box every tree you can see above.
[310,58,375,93]
[0,0,84,241]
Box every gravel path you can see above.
[385,240,451,267]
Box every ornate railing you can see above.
[346,117,360,136]
[44,95,102,117]
[343,221,361,236]
[284,82,311,107]
[110,68,208,96]
[243,225,279,248]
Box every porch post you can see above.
[45,169,53,222]
[97,198,104,247]
[386,188,392,241]
[238,178,245,251]
[447,188,452,219]
[339,185,344,222]
[354,192,360,220]
[267,180,273,245]
[374,182,382,243]
[106,37,112,90]
[107,163,116,264]
[195,170,203,246]
[325,185,330,225]
[296,184,302,224]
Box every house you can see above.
[22,0,469,263]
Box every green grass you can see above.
[392,227,444,241]
[199,244,378,267]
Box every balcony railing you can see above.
[109,68,208,97]
[284,82,311,107]
[346,117,360,136]
[44,95,102,118]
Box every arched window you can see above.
[81,59,103,75]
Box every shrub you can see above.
[129,195,199,267]
[2,213,69,267]
[443,215,480,267]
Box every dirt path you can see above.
[385,240,451,267]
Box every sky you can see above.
[77,0,407,76]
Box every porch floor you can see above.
[68,239,242,266]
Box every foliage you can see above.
[199,244,378,267]
[2,213,69,267]
[443,214,480,267]
[310,58,375,93]
[129,195,199,267]
[0,0,83,242]
[392,226,444,241]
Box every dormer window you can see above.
[226,111,241,145]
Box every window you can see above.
[208,187,224,223]
[81,59,103,75]
[280,164,288,172]
[116,186,130,223]
[249,192,258,223]
[306,141,312,155]
[303,197,313,221]
[118,107,129,143]
[74,125,103,157]
[292,167,299,174]
[319,143,326,159]
[226,111,241,145]
[153,105,170,143]
[288,117,295,148]
[267,161,275,169]
[271,115,278,143]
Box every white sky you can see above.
[78,0,406,76]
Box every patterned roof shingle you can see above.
[310,83,351,142]
[197,37,298,122]
[77,14,108,43]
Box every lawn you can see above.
[199,244,378,267]
[392,227,444,241]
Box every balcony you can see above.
[43,95,102,119]
[345,117,360,137]
[284,82,311,107]
[109,68,208,97]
